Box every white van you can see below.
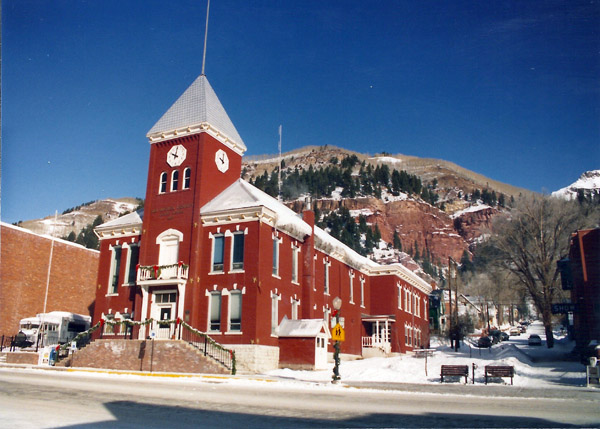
[19,311,91,346]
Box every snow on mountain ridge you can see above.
[552,170,600,199]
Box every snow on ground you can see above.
[370,156,403,164]
[267,322,586,389]
[450,203,492,219]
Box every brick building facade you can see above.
[0,222,99,336]
[92,74,432,372]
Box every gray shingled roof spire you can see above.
[146,75,246,153]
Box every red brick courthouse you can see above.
[92,74,431,372]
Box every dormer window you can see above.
[159,172,167,194]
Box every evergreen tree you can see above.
[393,231,402,251]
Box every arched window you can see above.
[159,172,167,194]
[183,168,191,189]
[171,170,179,192]
[156,229,183,266]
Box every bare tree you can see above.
[486,194,597,348]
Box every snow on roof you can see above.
[278,317,329,338]
[95,210,143,231]
[200,179,312,238]
[146,75,246,152]
[1,222,99,253]
[314,226,379,271]
[201,180,430,292]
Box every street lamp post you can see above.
[332,297,342,384]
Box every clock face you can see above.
[167,144,186,167]
[215,149,229,173]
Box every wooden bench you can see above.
[485,365,515,385]
[440,365,469,383]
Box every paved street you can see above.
[1,368,598,428]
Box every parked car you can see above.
[500,332,510,341]
[509,327,521,336]
[488,330,501,344]
[477,336,493,348]
[528,334,542,346]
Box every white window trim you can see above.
[271,290,281,336]
[227,227,248,273]
[348,270,355,304]
[397,283,402,310]
[121,242,139,286]
[170,170,179,192]
[107,244,121,296]
[272,233,282,279]
[291,243,300,285]
[206,288,222,333]
[323,258,331,295]
[291,295,301,320]
[209,231,225,274]
[360,276,365,308]
[159,172,167,194]
[182,167,191,190]
[224,286,246,334]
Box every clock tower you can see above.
[137,74,246,322]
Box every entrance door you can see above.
[150,291,177,339]
[314,336,328,370]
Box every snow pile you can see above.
[268,322,585,388]
[552,170,600,199]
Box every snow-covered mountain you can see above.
[552,170,600,200]
[16,198,141,238]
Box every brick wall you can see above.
[0,223,99,336]
[61,339,229,374]
[3,352,39,365]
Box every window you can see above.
[360,277,365,307]
[291,245,299,284]
[209,292,221,331]
[229,291,242,332]
[323,307,331,325]
[348,270,355,304]
[109,246,121,294]
[126,244,139,284]
[212,235,225,272]
[272,237,280,277]
[271,292,280,335]
[157,229,182,266]
[291,297,300,320]
[183,168,191,189]
[397,283,402,310]
[323,259,330,294]
[171,170,179,192]
[231,233,245,271]
[159,172,167,193]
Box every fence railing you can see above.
[137,263,189,282]
[60,317,235,374]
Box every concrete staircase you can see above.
[57,339,230,374]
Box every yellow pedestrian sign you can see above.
[331,323,345,342]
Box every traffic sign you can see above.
[331,323,345,342]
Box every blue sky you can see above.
[2,0,599,224]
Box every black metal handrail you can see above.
[179,321,236,374]
[57,318,236,374]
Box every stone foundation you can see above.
[228,344,279,373]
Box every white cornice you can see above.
[147,122,246,156]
